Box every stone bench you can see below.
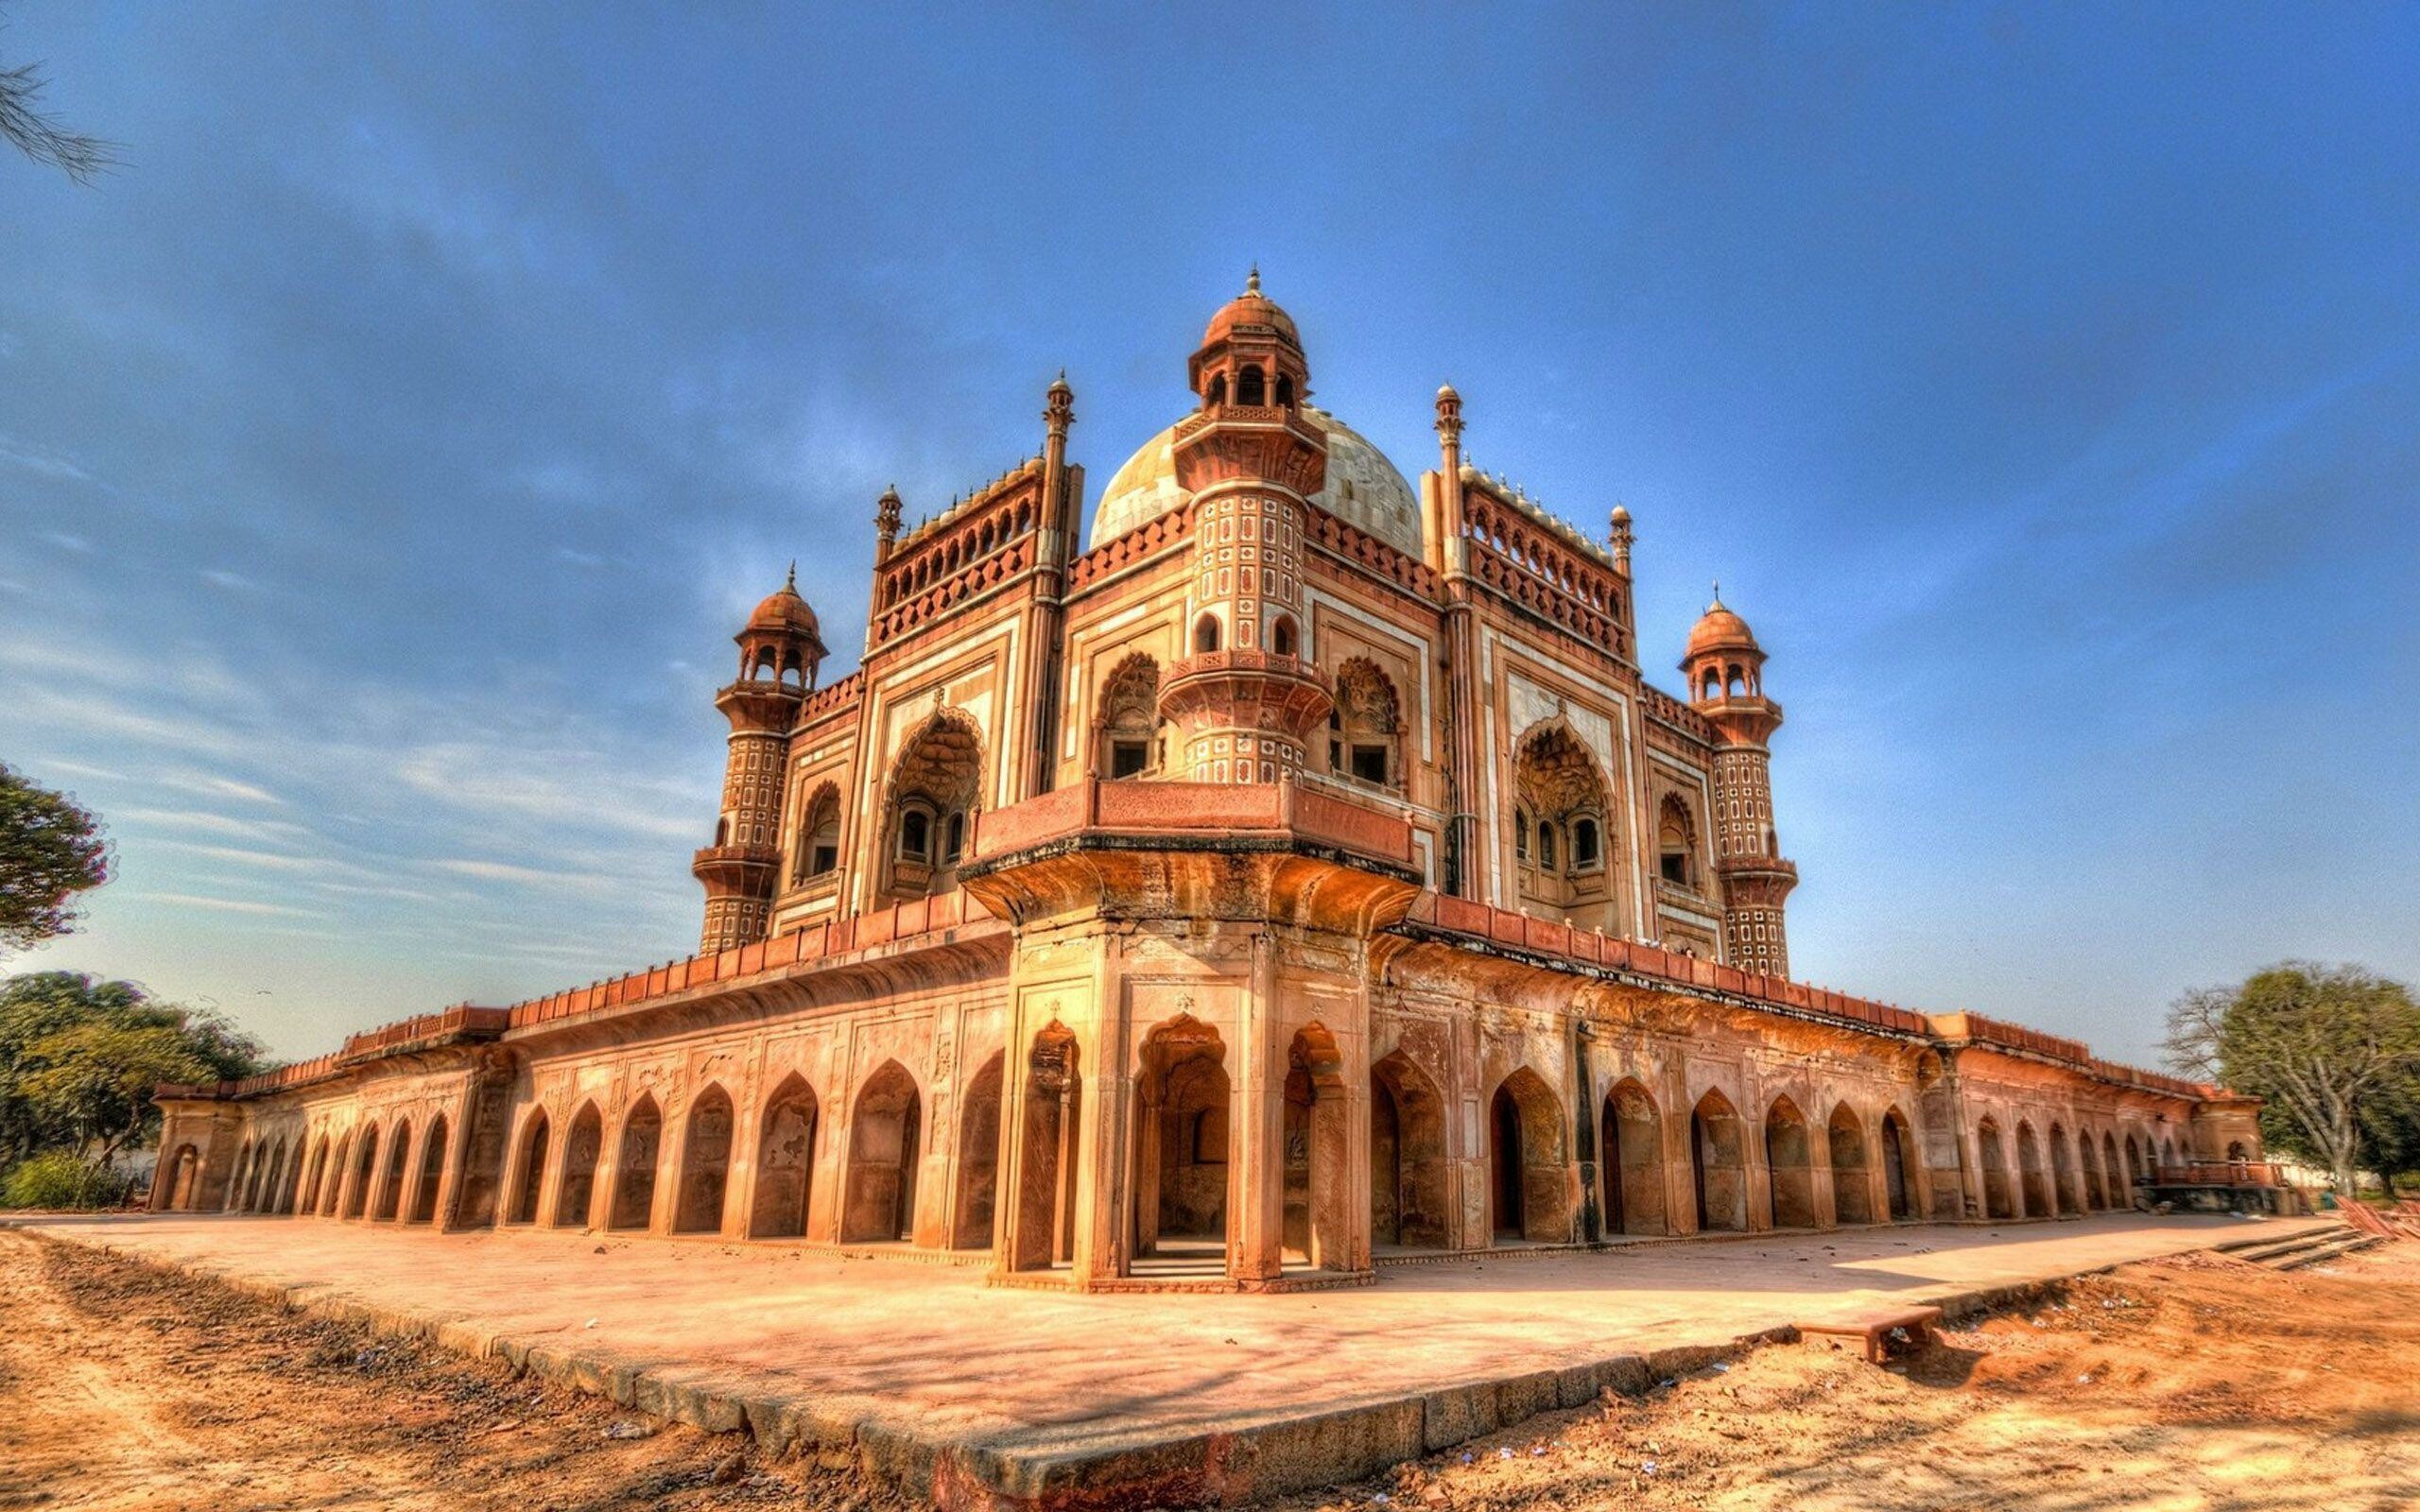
[1795,1304,1942,1364]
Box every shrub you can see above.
[1,1150,131,1210]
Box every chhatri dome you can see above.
[1091,271,1425,558]
[746,563,823,643]
[1684,587,1760,662]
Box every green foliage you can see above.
[0,972,266,1166]
[0,1149,130,1210]
[0,764,110,954]
[2167,961,2420,1194]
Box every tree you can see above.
[2357,1078,2420,1199]
[0,764,110,954]
[0,972,264,1167]
[2167,962,2420,1197]
[0,8,118,184]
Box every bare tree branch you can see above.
[0,49,120,186]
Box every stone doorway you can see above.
[1601,1077,1668,1237]
[842,1061,921,1243]
[1370,1050,1449,1249]
[749,1075,818,1239]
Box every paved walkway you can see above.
[18,1211,2325,1506]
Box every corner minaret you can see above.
[692,570,827,954]
[1683,589,1797,976]
[1155,271,1332,782]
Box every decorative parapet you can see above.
[1305,508,1438,599]
[967,776,1416,873]
[1638,684,1717,741]
[158,1005,512,1101]
[1459,483,1633,659]
[1067,499,1195,594]
[869,463,1046,649]
[1930,1010,2210,1100]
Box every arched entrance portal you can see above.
[610,1096,662,1231]
[674,1085,735,1234]
[344,1125,379,1219]
[409,1116,448,1224]
[1880,1108,1917,1220]
[1764,1097,1815,1228]
[1014,1026,1081,1271]
[1283,1025,1351,1270]
[2016,1122,2048,1217]
[1134,1018,1228,1261]
[953,1053,1005,1251]
[2049,1124,2081,1215]
[1487,1068,1570,1243]
[556,1104,602,1228]
[510,1111,549,1224]
[1691,1090,1747,1231]
[1600,1078,1668,1236]
[1978,1118,2014,1220]
[841,1061,921,1243]
[750,1075,818,1239]
[1826,1104,1872,1225]
[1371,1051,1449,1249]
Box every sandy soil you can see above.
[3,1228,2414,1511]
[0,1228,890,1512]
[1274,1245,2420,1512]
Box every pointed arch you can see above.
[1764,1095,1816,1228]
[953,1052,1007,1250]
[303,1134,333,1215]
[1284,1024,1351,1268]
[556,1103,603,1228]
[1977,1117,2014,1220]
[1657,793,1701,888]
[2102,1131,2124,1209]
[409,1115,448,1224]
[1135,1016,1228,1258]
[1371,1049,1450,1249]
[2078,1127,2106,1211]
[1014,1025,1082,1270]
[610,1095,663,1230]
[882,707,984,902]
[750,1074,820,1239]
[1487,1066,1571,1243]
[2122,1133,2142,1196]
[1511,717,1616,929]
[323,1132,353,1216]
[1329,658,1402,790]
[793,782,841,884]
[509,1109,550,1224]
[226,1139,252,1212]
[2016,1121,2048,1217]
[1826,1103,1872,1225]
[675,1083,735,1234]
[1691,1089,1747,1232]
[344,1123,380,1219]
[1880,1107,1917,1221]
[2048,1123,2081,1215]
[1601,1076,1668,1236]
[842,1060,922,1243]
[1095,653,1162,781]
[374,1118,412,1222]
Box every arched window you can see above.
[1237,366,1265,405]
[1193,613,1221,654]
[1206,372,1227,406]
[1573,816,1600,869]
[1329,657,1401,789]
[883,707,983,902]
[796,784,840,882]
[1274,373,1294,407]
[1095,652,1160,780]
[1658,794,1698,887]
[1514,807,1531,861]
[1270,614,1298,658]
[943,810,966,864]
[1537,822,1558,869]
[899,808,930,861]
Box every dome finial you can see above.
[1246,263,1260,296]
[786,559,797,591]
[1710,578,1722,609]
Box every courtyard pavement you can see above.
[15,1211,2328,1504]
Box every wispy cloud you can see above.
[0,436,91,482]
[111,807,312,843]
[426,857,618,895]
[131,892,330,919]
[200,568,264,592]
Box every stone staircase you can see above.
[2222,1222,2383,1271]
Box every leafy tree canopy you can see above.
[2167,961,2420,1196]
[0,972,266,1166]
[0,764,110,954]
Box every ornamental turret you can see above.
[1683,589,1797,975]
[1156,271,1331,782]
[692,569,826,953]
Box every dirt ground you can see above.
[1273,1245,2420,1512]
[2,1228,2415,1512]
[0,1228,892,1512]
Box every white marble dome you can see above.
[1088,407,1425,558]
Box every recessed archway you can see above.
[510,1111,549,1224]
[1015,1026,1082,1271]
[408,1115,448,1224]
[750,1074,819,1239]
[953,1052,1006,1251]
[2048,1124,2082,1216]
[1691,1089,1748,1232]
[323,1134,353,1216]
[674,1084,735,1235]
[609,1096,663,1231]
[841,1060,921,1243]
[1978,1118,2014,1220]
[342,1124,376,1218]
[1826,1103,1872,1225]
[1764,1096,1816,1228]
[1488,1067,1570,1243]
[1135,1018,1228,1259]
[1880,1108,1917,1221]
[1370,1050,1449,1249]
[2016,1121,2049,1217]
[374,1119,412,1222]
[1284,1025,1352,1270]
[1601,1077,1668,1236]
[556,1103,603,1228]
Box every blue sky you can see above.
[3,3,2414,1065]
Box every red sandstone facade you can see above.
[151,280,2267,1285]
